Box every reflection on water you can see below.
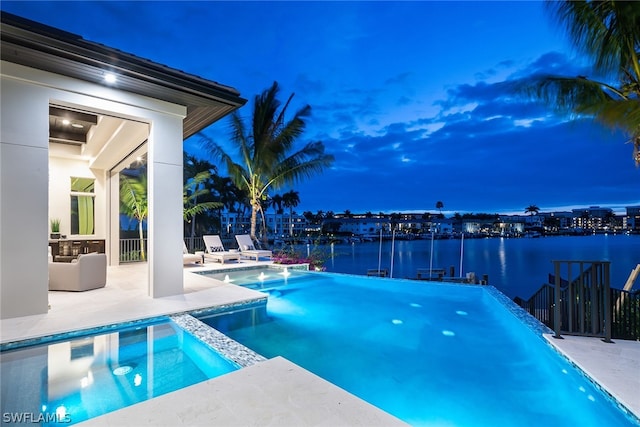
[316,234,640,298]
[498,237,506,279]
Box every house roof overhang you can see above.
[0,11,246,139]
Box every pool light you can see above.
[56,405,67,419]
[224,275,231,283]
[113,366,133,376]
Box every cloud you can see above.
[294,51,639,213]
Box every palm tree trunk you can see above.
[138,219,146,261]
[190,193,198,246]
[250,202,259,241]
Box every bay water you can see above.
[318,234,640,299]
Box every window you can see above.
[70,177,95,235]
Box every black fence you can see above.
[515,260,640,341]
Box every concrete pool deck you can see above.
[1,262,638,424]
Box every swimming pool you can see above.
[0,317,239,425]
[200,271,639,426]
[198,265,309,290]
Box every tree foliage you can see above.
[527,1,640,164]
[201,81,334,241]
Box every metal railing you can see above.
[517,284,555,326]
[611,287,640,340]
[119,236,238,262]
[119,238,147,263]
[516,260,640,341]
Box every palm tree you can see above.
[183,171,222,239]
[201,81,334,241]
[282,190,301,236]
[120,174,148,261]
[527,1,640,164]
[525,205,540,216]
[183,154,218,241]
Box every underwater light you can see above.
[391,319,403,325]
[224,275,231,283]
[456,310,468,316]
[442,330,455,337]
[56,405,67,419]
[113,366,133,376]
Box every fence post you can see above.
[553,260,563,339]
[603,262,612,343]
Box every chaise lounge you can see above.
[183,241,203,265]
[203,235,241,264]
[48,253,107,291]
[235,234,272,261]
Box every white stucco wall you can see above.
[147,118,185,298]
[1,73,50,318]
[1,61,187,319]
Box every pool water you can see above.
[200,272,639,426]
[1,318,238,425]
[200,266,308,290]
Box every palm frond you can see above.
[546,1,640,79]
[183,202,222,221]
[269,141,335,189]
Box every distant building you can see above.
[625,206,640,232]
[572,206,614,230]
[538,211,574,231]
[321,217,389,236]
[220,211,307,237]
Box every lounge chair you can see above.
[235,234,272,261]
[203,235,241,264]
[183,241,203,265]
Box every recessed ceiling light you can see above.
[71,123,84,129]
[104,73,117,84]
[62,119,70,125]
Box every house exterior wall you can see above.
[0,61,187,318]
[1,70,50,318]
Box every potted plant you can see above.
[50,218,61,239]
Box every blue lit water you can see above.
[317,234,640,298]
[0,319,238,425]
[201,272,638,426]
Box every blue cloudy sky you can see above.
[3,1,638,215]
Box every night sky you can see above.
[3,1,638,215]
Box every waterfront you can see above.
[318,234,640,299]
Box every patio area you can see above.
[1,262,638,424]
